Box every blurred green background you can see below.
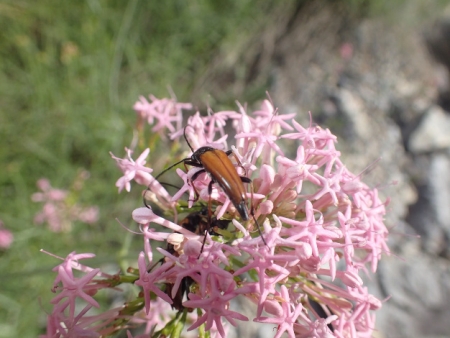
[0,0,442,336]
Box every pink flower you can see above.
[32,178,99,232]
[255,285,307,338]
[0,221,13,249]
[43,94,390,337]
[42,251,135,337]
[44,251,116,337]
[32,178,68,202]
[134,252,174,314]
[50,265,100,320]
[132,207,201,240]
[234,223,298,317]
[110,148,154,192]
[130,97,389,337]
[129,298,174,334]
[110,148,174,208]
[133,94,192,135]
[77,206,99,224]
[184,276,249,337]
[156,233,239,306]
[50,251,98,290]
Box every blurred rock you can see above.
[409,106,450,152]
[259,2,450,337]
[374,242,450,338]
[407,153,450,257]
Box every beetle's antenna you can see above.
[143,157,189,208]
[249,182,267,246]
[143,182,182,207]
[252,214,267,246]
[183,125,195,152]
[154,158,189,182]
[157,182,182,190]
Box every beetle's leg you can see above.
[185,168,205,203]
[183,160,203,168]
[143,186,152,209]
[184,160,204,190]
[308,296,335,332]
[190,169,206,181]
[240,177,251,184]
[146,257,165,273]
[240,176,267,246]
[199,180,215,257]
[183,277,194,301]
[206,179,214,231]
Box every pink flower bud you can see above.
[184,239,202,257]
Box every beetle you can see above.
[149,126,266,244]
[164,208,230,311]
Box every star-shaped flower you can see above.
[134,252,173,314]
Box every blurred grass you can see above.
[0,0,443,336]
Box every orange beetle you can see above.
[184,145,251,221]
[150,126,265,244]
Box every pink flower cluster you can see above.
[109,96,389,337]
[133,94,193,135]
[41,252,113,337]
[44,95,389,338]
[32,177,99,232]
[43,249,189,338]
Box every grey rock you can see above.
[409,106,450,153]
[262,3,450,338]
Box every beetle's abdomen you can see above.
[198,149,249,220]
